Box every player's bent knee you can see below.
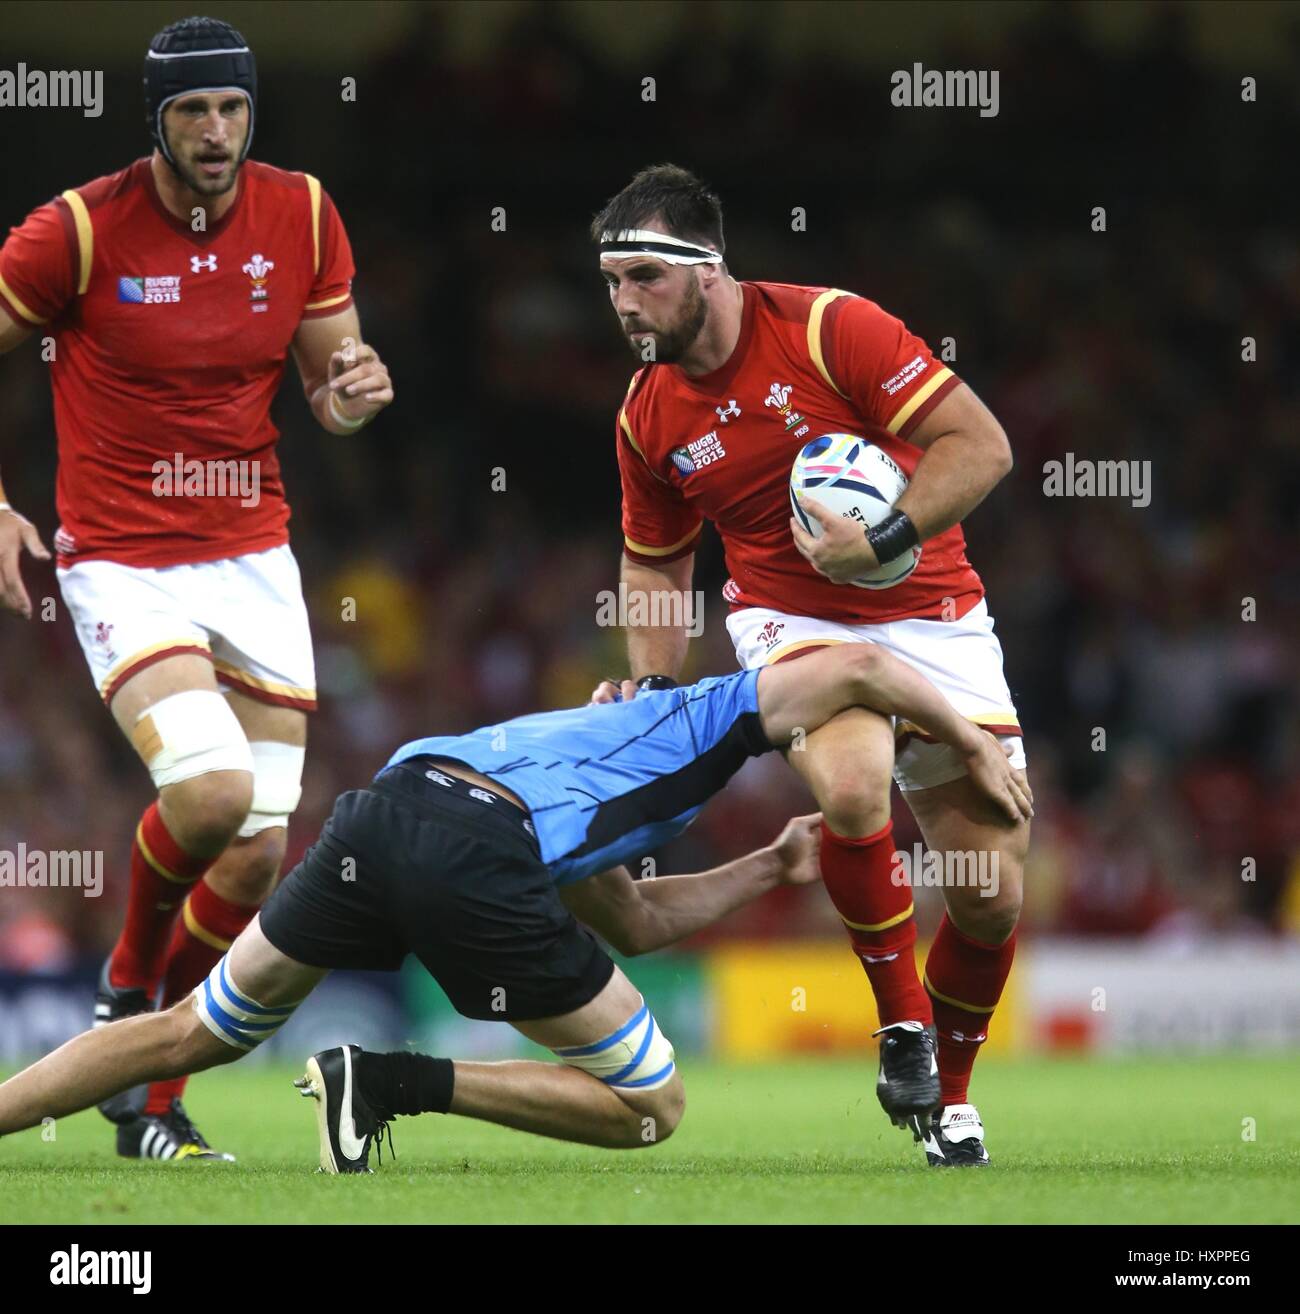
[210,828,287,906]
[948,879,1022,943]
[818,777,890,835]
[134,689,254,791]
[190,951,305,1058]
[138,693,257,846]
[554,996,678,1144]
[846,641,887,695]
[967,905,1020,945]
[627,1068,685,1146]
[164,771,255,852]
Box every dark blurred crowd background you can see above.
[2,0,1297,969]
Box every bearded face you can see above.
[604,260,710,365]
[162,92,249,196]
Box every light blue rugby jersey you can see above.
[383,669,772,885]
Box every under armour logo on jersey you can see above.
[190,254,217,273]
[469,788,498,804]
[716,399,741,423]
[425,770,454,787]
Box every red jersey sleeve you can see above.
[817,292,960,440]
[617,402,703,566]
[302,181,355,319]
[0,198,78,328]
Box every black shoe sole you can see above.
[877,1080,941,1125]
[296,1055,362,1174]
[938,1147,990,1167]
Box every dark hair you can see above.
[591,164,725,256]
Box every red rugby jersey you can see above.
[617,281,985,623]
[0,158,354,567]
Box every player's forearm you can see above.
[621,555,692,680]
[895,427,1012,540]
[629,848,783,953]
[853,645,984,756]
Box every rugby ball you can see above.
[790,433,921,589]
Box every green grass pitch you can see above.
[3,1055,1298,1224]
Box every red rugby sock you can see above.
[819,819,932,1028]
[144,879,259,1115]
[924,914,1016,1106]
[108,802,214,996]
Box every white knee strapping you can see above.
[553,997,677,1092]
[134,689,253,790]
[193,954,300,1052]
[237,741,306,836]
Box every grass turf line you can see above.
[1,1056,1297,1224]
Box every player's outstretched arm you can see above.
[560,814,822,955]
[291,305,394,435]
[590,553,696,703]
[757,645,1032,822]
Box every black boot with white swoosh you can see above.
[294,1045,393,1174]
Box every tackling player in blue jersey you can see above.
[0,644,1029,1171]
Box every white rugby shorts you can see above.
[727,599,1025,791]
[58,544,317,710]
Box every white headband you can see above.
[146,47,251,60]
[598,228,723,266]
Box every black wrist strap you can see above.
[636,674,678,692]
[865,511,920,564]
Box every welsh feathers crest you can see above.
[242,254,275,281]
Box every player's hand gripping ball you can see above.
[789,434,921,588]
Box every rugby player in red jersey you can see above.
[0,18,393,1160]
[590,165,1029,1165]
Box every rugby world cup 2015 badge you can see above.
[118,275,181,304]
[671,430,727,479]
[243,253,274,313]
